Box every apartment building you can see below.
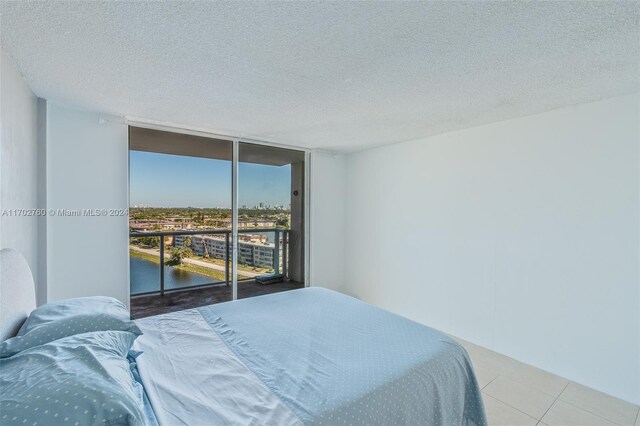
[174,234,276,269]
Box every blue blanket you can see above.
[198,287,486,426]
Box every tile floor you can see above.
[451,337,640,426]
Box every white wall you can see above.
[344,93,640,404]
[310,151,347,292]
[0,48,41,299]
[46,103,129,305]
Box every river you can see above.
[130,256,222,294]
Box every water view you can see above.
[130,256,221,294]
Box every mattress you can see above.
[132,287,486,425]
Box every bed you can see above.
[0,248,487,426]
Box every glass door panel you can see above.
[128,127,233,317]
[236,142,306,299]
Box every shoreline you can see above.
[129,247,253,281]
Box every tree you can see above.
[139,236,160,248]
[170,247,192,264]
[183,236,192,248]
[276,216,290,228]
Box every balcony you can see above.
[129,228,304,318]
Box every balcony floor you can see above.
[130,279,305,319]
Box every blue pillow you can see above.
[1,313,142,357]
[0,330,146,426]
[18,296,130,336]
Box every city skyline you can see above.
[129,151,292,208]
[131,204,290,210]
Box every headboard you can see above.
[0,248,37,341]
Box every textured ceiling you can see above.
[1,1,638,152]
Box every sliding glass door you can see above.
[128,127,306,317]
[237,142,306,299]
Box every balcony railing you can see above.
[129,228,290,296]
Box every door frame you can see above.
[125,118,312,300]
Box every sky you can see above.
[129,151,291,208]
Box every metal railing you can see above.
[129,228,289,297]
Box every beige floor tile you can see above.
[448,333,639,426]
[503,360,568,397]
[459,337,567,397]
[475,366,499,389]
[482,393,538,426]
[542,400,618,426]
[484,376,556,419]
[450,336,503,389]
[559,382,639,425]
[466,344,516,376]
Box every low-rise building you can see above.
[174,234,276,269]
